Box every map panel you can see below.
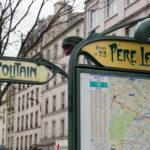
[80,73,150,150]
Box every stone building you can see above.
[14,37,43,150]
[5,85,16,150]
[13,1,84,150]
[0,96,7,149]
[84,0,150,37]
[37,2,84,150]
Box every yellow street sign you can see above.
[0,59,48,83]
[82,40,150,71]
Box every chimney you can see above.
[54,0,72,15]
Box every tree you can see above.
[0,0,83,104]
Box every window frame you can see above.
[107,0,117,18]
[91,9,99,29]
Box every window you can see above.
[76,29,80,36]
[60,119,65,136]
[22,95,25,111]
[35,111,38,127]
[52,121,56,137]
[26,115,28,129]
[21,116,24,130]
[54,44,57,59]
[53,96,56,112]
[31,90,34,107]
[18,97,20,112]
[125,24,137,37]
[91,9,99,29]
[11,117,14,131]
[61,92,65,109]
[17,117,20,131]
[30,113,33,128]
[16,137,19,150]
[3,109,5,123]
[11,136,13,150]
[127,0,135,5]
[18,84,21,91]
[45,98,48,114]
[29,135,32,149]
[20,136,23,150]
[7,137,10,149]
[36,88,39,104]
[107,0,117,18]
[44,122,48,138]
[25,136,27,150]
[34,134,38,144]
[26,93,29,109]
[8,118,10,133]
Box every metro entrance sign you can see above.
[0,56,68,84]
[66,16,150,150]
[82,40,150,71]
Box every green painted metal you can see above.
[0,56,68,84]
[100,16,150,36]
[67,16,150,150]
[62,36,84,50]
[134,18,150,43]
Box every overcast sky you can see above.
[4,0,85,56]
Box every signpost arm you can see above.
[36,58,68,81]
[100,16,150,36]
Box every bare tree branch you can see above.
[1,0,33,48]
[18,0,47,57]
[0,0,84,103]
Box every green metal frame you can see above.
[0,56,68,84]
[68,16,150,150]
[76,67,150,150]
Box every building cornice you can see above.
[15,126,41,133]
[41,135,68,141]
[41,107,68,118]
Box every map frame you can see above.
[76,67,150,150]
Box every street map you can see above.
[80,73,150,150]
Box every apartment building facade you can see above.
[12,1,84,150]
[0,97,7,149]
[37,2,84,150]
[84,0,150,37]
[5,85,16,150]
